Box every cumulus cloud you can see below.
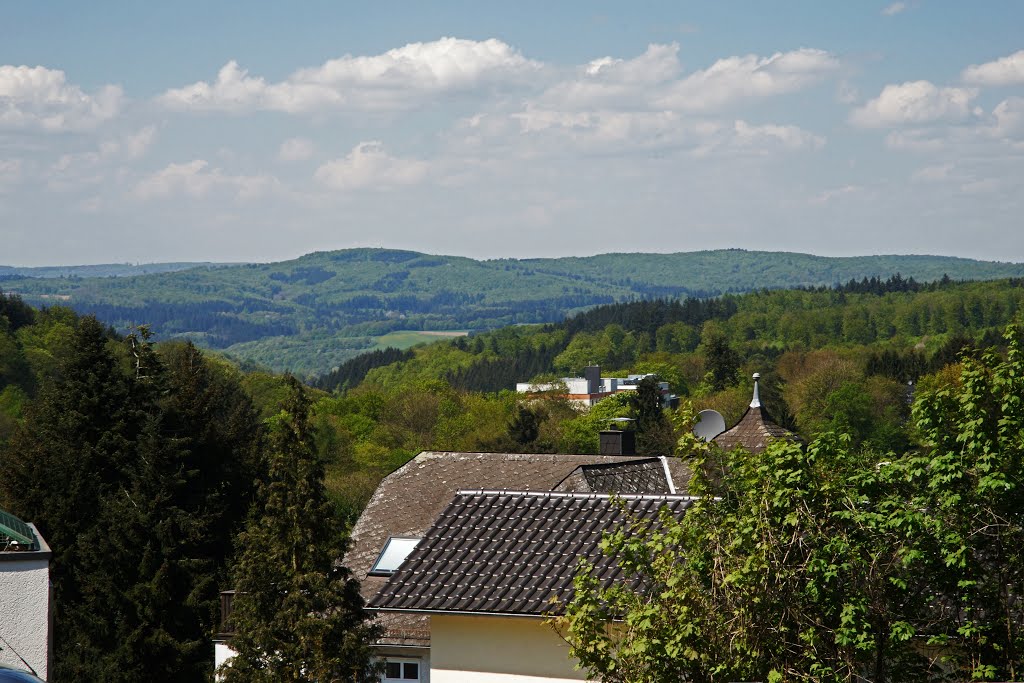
[158,37,540,113]
[850,81,978,127]
[537,43,683,110]
[279,137,315,161]
[314,141,428,191]
[963,50,1024,86]
[655,48,840,111]
[992,97,1024,138]
[881,2,908,16]
[134,160,277,200]
[0,65,122,131]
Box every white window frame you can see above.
[382,656,421,682]
[369,536,420,576]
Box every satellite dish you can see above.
[694,409,727,442]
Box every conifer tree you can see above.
[0,320,263,681]
[221,377,380,683]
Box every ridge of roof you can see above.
[454,489,698,502]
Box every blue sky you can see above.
[2,1,1023,265]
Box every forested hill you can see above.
[4,248,1023,376]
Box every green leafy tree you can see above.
[886,323,1024,680]
[221,377,380,683]
[557,430,927,681]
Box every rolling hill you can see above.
[3,248,1023,376]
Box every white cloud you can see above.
[538,43,683,110]
[278,137,315,162]
[470,106,824,159]
[158,37,540,114]
[850,81,978,127]
[731,120,825,150]
[314,141,428,191]
[881,2,908,16]
[134,160,277,200]
[962,50,1024,86]
[48,126,157,191]
[0,65,122,131]
[655,48,840,111]
[992,97,1024,138]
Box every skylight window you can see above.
[369,537,419,576]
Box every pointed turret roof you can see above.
[713,374,801,454]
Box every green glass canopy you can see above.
[0,508,37,549]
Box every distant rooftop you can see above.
[713,374,801,455]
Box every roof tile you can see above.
[370,490,693,617]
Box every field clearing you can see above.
[372,330,470,350]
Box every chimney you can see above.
[583,365,601,395]
[600,429,636,456]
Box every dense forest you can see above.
[6,248,1024,376]
[4,273,1024,679]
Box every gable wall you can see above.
[430,614,585,682]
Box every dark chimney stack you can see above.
[599,429,636,456]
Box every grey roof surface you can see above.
[552,457,673,494]
[369,490,694,616]
[713,406,801,455]
[345,451,692,645]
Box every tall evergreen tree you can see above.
[0,320,264,681]
[221,377,380,683]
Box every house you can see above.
[344,451,692,681]
[368,490,695,682]
[0,508,52,681]
[516,365,677,408]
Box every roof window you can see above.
[369,537,419,576]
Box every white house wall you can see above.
[0,553,51,680]
[429,614,586,683]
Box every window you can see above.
[369,536,419,576]
[383,658,420,681]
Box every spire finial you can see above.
[750,373,761,408]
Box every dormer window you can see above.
[369,537,419,576]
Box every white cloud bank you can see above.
[314,141,428,191]
[0,65,123,131]
[158,37,540,113]
[656,48,840,111]
[850,80,978,127]
[962,50,1024,86]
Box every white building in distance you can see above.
[516,365,675,408]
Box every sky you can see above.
[2,1,1023,266]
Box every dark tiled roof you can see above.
[345,451,692,646]
[370,490,693,616]
[713,406,801,455]
[552,457,673,494]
